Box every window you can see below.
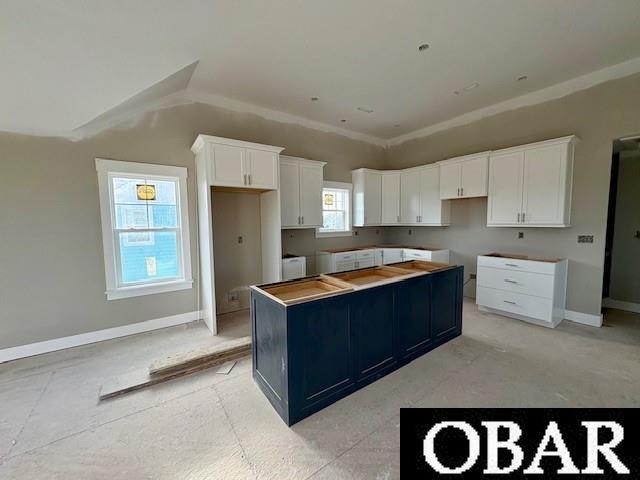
[317,181,352,238]
[96,159,193,300]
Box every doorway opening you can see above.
[602,135,640,313]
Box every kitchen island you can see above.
[250,261,463,425]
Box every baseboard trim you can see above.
[564,309,603,328]
[602,298,640,314]
[0,311,204,363]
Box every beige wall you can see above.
[609,151,640,304]
[385,72,640,316]
[0,102,384,349]
[211,191,263,314]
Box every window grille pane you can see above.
[119,230,179,284]
[148,205,178,228]
[322,211,345,231]
[152,180,177,205]
[115,204,149,229]
[113,178,146,204]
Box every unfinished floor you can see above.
[1,300,638,479]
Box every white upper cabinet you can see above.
[280,156,326,228]
[299,164,324,227]
[352,169,382,226]
[439,153,489,199]
[400,166,450,226]
[211,143,245,186]
[190,135,283,190]
[487,136,577,227]
[400,170,421,224]
[246,149,278,189]
[381,172,401,224]
[419,166,450,225]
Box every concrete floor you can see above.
[1,300,638,479]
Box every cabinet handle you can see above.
[522,212,526,223]
[517,213,520,223]
[301,216,304,224]
[297,216,301,225]
[504,279,519,284]
[503,300,517,305]
[243,174,247,185]
[461,187,464,196]
[505,263,519,267]
[248,174,251,185]
[397,215,400,222]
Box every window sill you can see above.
[315,230,353,239]
[106,279,193,300]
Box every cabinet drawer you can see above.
[403,249,432,261]
[476,286,553,323]
[477,267,554,299]
[356,250,375,260]
[335,260,356,272]
[335,252,356,262]
[477,255,556,275]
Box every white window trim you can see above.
[96,158,193,300]
[316,181,353,238]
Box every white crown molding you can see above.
[388,55,640,147]
[181,88,388,147]
[0,310,204,363]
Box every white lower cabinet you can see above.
[476,254,568,328]
[282,256,306,281]
[403,248,450,263]
[381,248,403,265]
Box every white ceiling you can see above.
[2,0,640,142]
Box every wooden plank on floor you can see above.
[99,348,251,401]
[148,335,252,377]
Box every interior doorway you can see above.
[603,135,640,313]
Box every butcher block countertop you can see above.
[251,260,454,306]
[318,244,445,254]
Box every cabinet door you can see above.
[363,171,382,225]
[279,161,300,227]
[431,267,462,339]
[400,172,421,224]
[397,275,432,360]
[460,155,488,198]
[522,145,566,225]
[419,167,447,225]
[299,165,323,227]
[352,286,396,383]
[487,151,524,226]
[290,297,354,413]
[381,173,400,224]
[439,162,461,200]
[247,149,278,189]
[211,144,245,186]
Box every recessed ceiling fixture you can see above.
[418,43,430,51]
[357,107,374,113]
[517,75,528,81]
[394,124,400,127]
[310,97,319,101]
[463,82,479,91]
[340,119,346,123]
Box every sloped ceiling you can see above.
[1,0,640,144]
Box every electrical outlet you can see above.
[227,292,239,302]
[408,229,413,235]
[518,231,524,239]
[238,236,243,244]
[577,235,594,244]
[354,230,359,236]
[470,273,477,280]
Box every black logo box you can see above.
[400,408,639,478]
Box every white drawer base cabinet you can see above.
[476,254,568,328]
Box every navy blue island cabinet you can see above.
[250,262,463,426]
